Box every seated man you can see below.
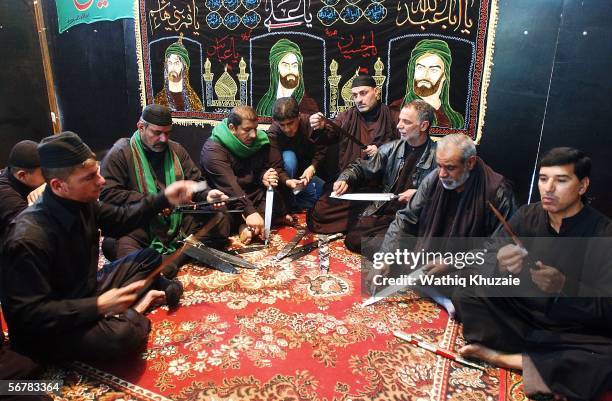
[200,105,290,244]
[307,74,400,233]
[100,104,229,278]
[267,97,326,210]
[377,134,516,315]
[336,99,437,256]
[0,132,195,362]
[0,140,46,239]
[381,133,516,257]
[457,147,612,401]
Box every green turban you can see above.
[402,39,464,129]
[256,39,305,117]
[165,37,190,69]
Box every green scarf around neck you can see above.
[130,131,183,254]
[210,118,269,159]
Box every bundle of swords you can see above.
[174,195,247,214]
[273,229,344,264]
[180,234,259,274]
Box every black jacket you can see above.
[0,186,168,357]
[337,137,437,216]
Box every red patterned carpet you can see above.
[42,217,534,400]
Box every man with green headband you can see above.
[100,104,229,278]
[154,36,204,112]
[393,39,464,129]
[256,38,319,118]
[200,105,291,244]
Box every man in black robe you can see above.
[376,133,516,315]
[336,99,437,256]
[380,133,516,257]
[457,147,612,401]
[307,75,400,233]
[0,140,45,239]
[200,105,290,244]
[267,96,327,210]
[0,132,196,362]
[100,104,229,278]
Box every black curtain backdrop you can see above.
[2,0,610,216]
[0,0,52,165]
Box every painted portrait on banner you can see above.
[135,0,498,140]
[387,37,471,130]
[253,36,322,118]
[149,35,205,112]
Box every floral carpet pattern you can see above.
[47,217,531,400]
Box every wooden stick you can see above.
[143,213,224,285]
[487,201,524,248]
[321,116,367,149]
[394,331,486,371]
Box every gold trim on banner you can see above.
[476,0,499,144]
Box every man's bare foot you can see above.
[134,290,166,314]
[459,343,522,370]
[239,224,253,244]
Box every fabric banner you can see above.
[56,0,134,33]
[135,0,498,141]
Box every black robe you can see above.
[457,203,612,401]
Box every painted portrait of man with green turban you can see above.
[401,39,464,129]
[256,38,319,117]
[154,36,204,112]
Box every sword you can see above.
[174,195,247,212]
[176,209,244,214]
[283,233,343,262]
[264,186,274,245]
[361,266,426,307]
[183,235,260,270]
[322,117,367,149]
[274,228,307,260]
[226,245,268,255]
[330,192,398,202]
[207,246,260,270]
[183,245,239,274]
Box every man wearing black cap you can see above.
[100,104,230,278]
[0,131,199,362]
[0,140,46,239]
[307,74,400,233]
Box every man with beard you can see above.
[256,39,319,117]
[100,104,229,278]
[376,134,516,316]
[154,35,204,112]
[457,147,612,401]
[392,39,464,129]
[307,74,400,234]
[336,99,438,256]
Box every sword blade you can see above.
[283,233,343,262]
[264,186,274,245]
[323,117,367,149]
[206,246,260,269]
[275,228,307,260]
[330,193,398,202]
[361,267,425,307]
[226,245,267,255]
[184,246,238,274]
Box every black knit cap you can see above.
[38,131,94,168]
[351,74,377,88]
[141,104,173,126]
[8,140,40,169]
